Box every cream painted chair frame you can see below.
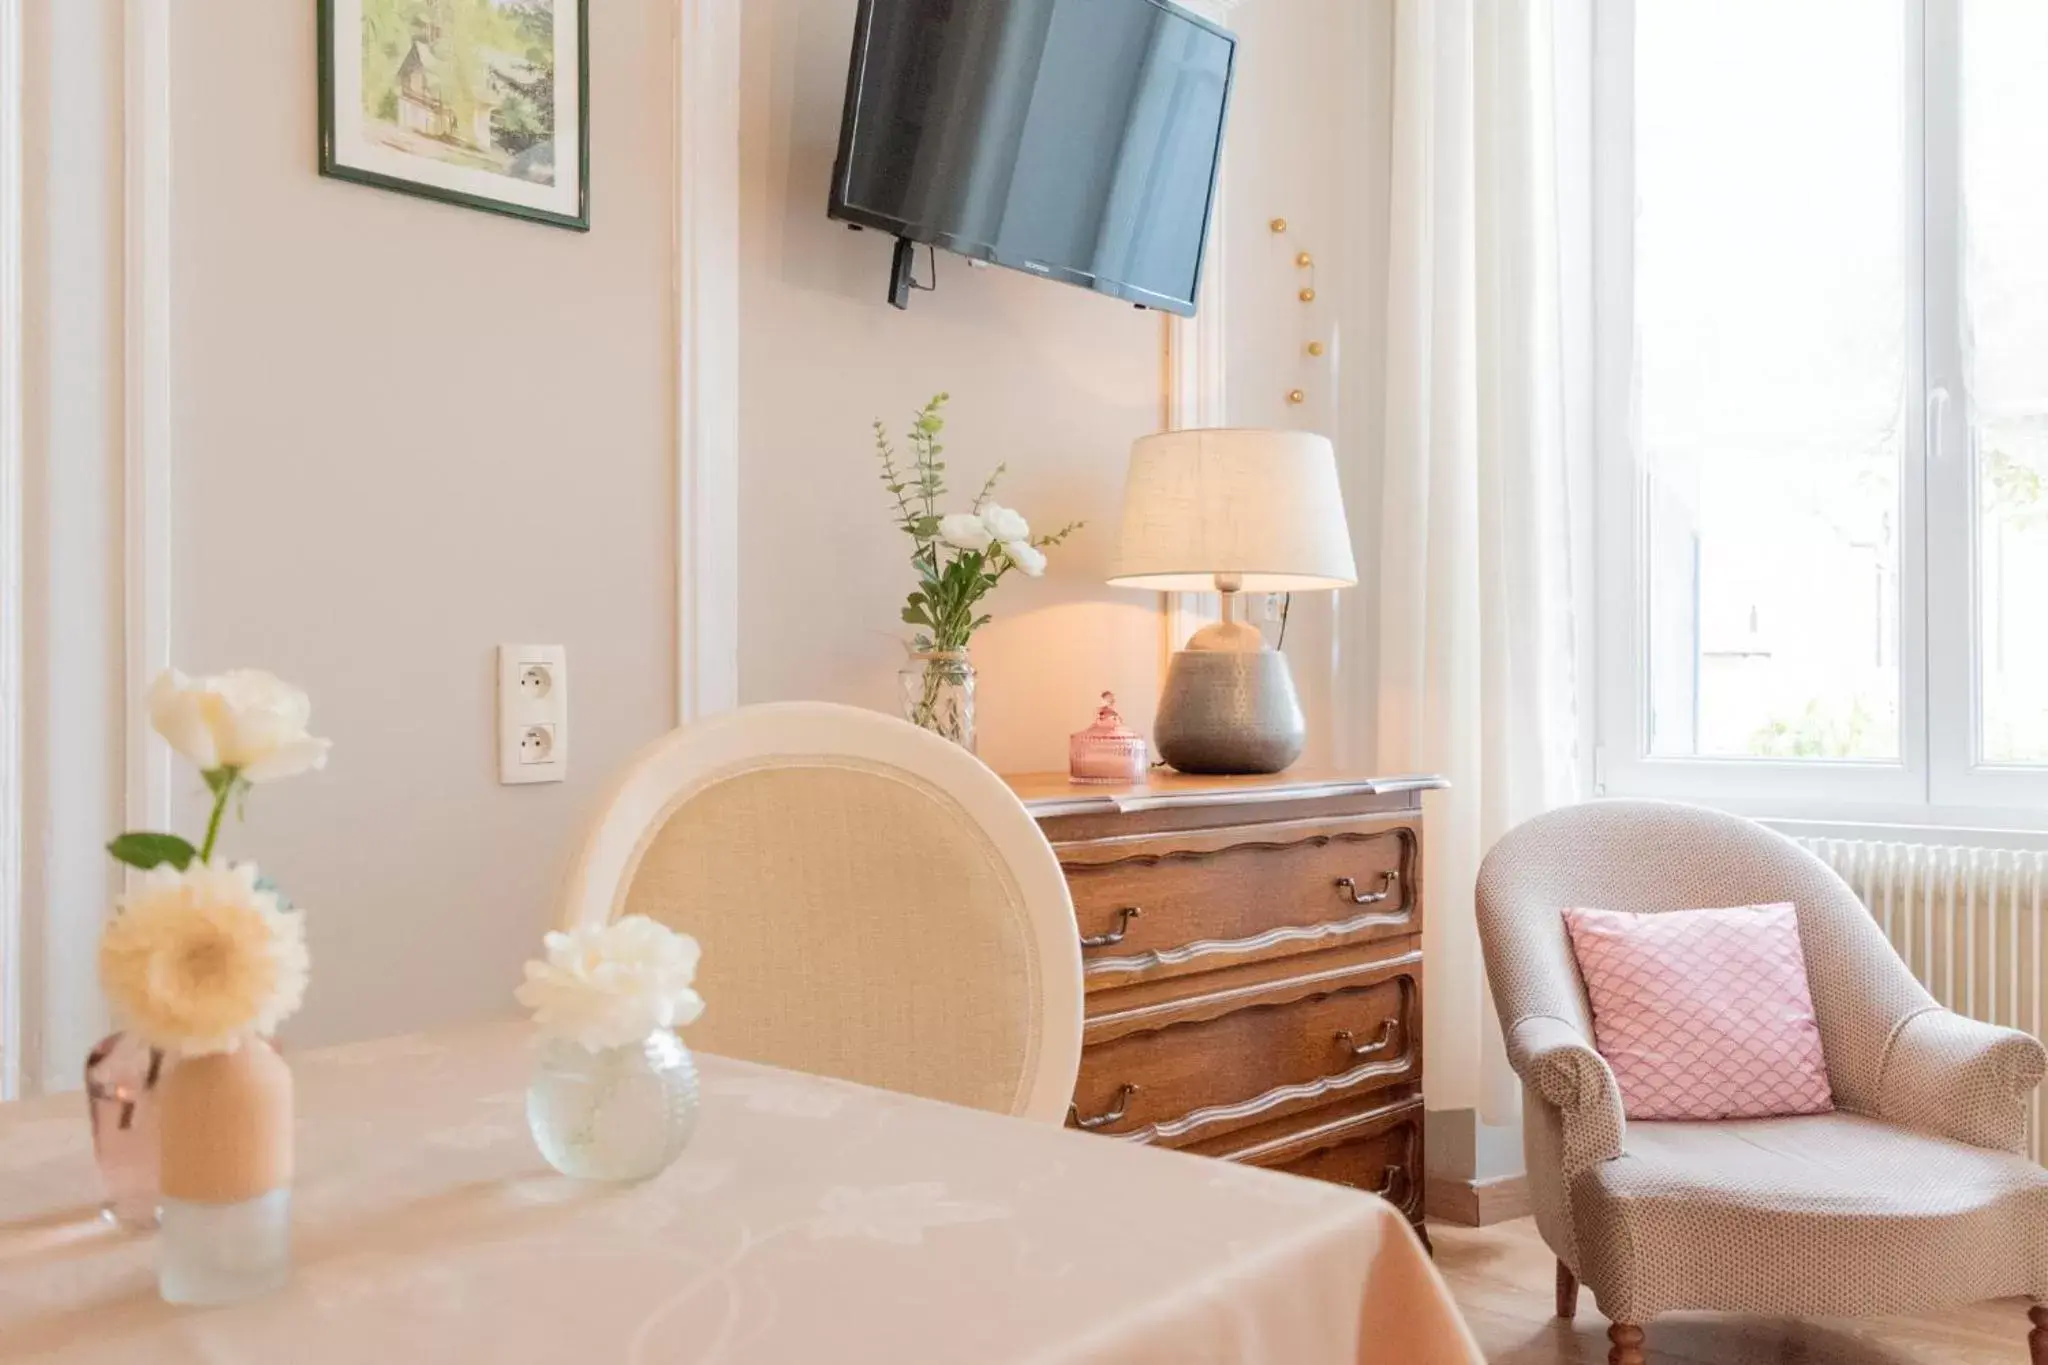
[560,702,1084,1124]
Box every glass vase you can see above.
[900,649,977,752]
[157,1043,294,1306]
[84,1031,165,1231]
[528,1030,700,1182]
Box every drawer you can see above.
[1068,944,1420,1150]
[1061,818,1419,991]
[1198,1092,1427,1226]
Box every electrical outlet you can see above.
[517,664,554,701]
[518,724,555,765]
[498,645,567,785]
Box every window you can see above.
[1595,0,2048,819]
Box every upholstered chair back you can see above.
[1478,800,1929,1116]
[561,703,1083,1123]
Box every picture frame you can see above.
[318,0,590,231]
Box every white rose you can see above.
[515,915,706,1052]
[1005,541,1047,577]
[938,513,995,553]
[148,668,333,783]
[981,503,1030,543]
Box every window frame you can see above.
[1592,0,2048,826]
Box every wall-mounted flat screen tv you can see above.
[828,0,1236,316]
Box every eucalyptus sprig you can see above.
[871,393,1083,654]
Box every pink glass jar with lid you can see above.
[1069,693,1149,784]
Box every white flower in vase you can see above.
[96,663,327,1296]
[937,513,994,552]
[519,916,705,1181]
[980,503,1030,543]
[147,668,332,784]
[99,860,310,1056]
[516,915,706,1052]
[1004,541,1047,577]
[872,395,1084,747]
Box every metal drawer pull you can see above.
[1334,1019,1398,1059]
[1068,1084,1139,1131]
[1079,906,1143,949]
[1374,1164,1411,1205]
[1334,870,1398,906]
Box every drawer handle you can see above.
[1334,1019,1399,1060]
[1335,871,1399,906]
[1069,1083,1139,1131]
[1079,906,1143,949]
[1374,1164,1411,1206]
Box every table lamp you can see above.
[1107,429,1358,774]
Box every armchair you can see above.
[1477,800,2048,1365]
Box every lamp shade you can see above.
[1107,429,1358,592]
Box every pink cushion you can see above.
[1561,902,1834,1120]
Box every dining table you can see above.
[0,1023,1482,1364]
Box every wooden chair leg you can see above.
[2028,1303,2047,1365]
[1607,1322,1646,1365]
[1554,1259,1578,1320]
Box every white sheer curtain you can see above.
[1372,0,1591,1124]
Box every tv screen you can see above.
[829,0,1236,316]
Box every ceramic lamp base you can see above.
[1153,648,1306,775]
[159,1189,291,1305]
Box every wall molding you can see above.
[0,0,23,1100]
[673,0,742,725]
[1160,0,1243,656]
[123,0,173,839]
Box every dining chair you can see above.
[1477,799,2048,1365]
[560,702,1083,1123]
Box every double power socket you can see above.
[497,644,568,785]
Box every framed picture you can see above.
[318,0,589,231]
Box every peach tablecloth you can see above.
[0,1024,1479,1364]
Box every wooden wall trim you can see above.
[1425,1172,1532,1228]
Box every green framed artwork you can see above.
[319,0,589,231]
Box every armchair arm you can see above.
[1874,1006,2047,1154]
[1508,1014,1626,1175]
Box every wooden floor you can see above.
[1431,1216,2037,1365]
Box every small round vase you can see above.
[528,1030,700,1182]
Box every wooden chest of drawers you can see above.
[1007,771,1442,1238]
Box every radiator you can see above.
[1794,837,2048,1163]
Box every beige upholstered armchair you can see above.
[1476,800,2048,1365]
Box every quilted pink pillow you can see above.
[1561,902,1834,1120]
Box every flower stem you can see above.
[198,772,237,862]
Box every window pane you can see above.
[1634,1,1905,760]
[1963,2,2048,765]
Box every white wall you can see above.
[736,0,1168,775]
[15,0,1386,1086]
[1213,0,1388,770]
[163,1,680,1051]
